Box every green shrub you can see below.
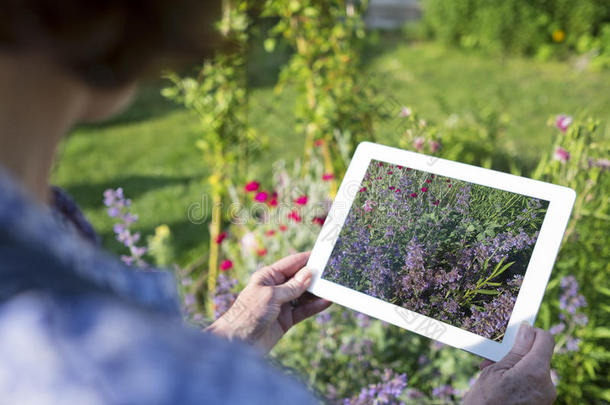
[422,0,610,65]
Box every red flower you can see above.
[254,191,268,202]
[279,224,288,232]
[288,210,302,223]
[244,181,260,192]
[312,216,326,226]
[448,184,452,188]
[295,195,308,205]
[314,139,324,147]
[378,162,383,167]
[322,173,334,181]
[257,248,267,257]
[433,200,440,206]
[220,259,233,271]
[215,231,228,244]
[446,179,451,183]
[267,191,278,207]
[426,179,432,183]
[397,165,403,169]
[389,186,395,190]
[359,187,367,192]
[431,174,435,178]
[421,187,428,192]
[406,168,412,171]
[387,171,393,175]
[265,229,276,237]
[410,192,418,198]
[395,188,401,193]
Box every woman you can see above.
[0,1,557,403]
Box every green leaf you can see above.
[263,38,276,53]
[474,289,501,295]
[592,327,610,339]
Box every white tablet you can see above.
[307,142,575,361]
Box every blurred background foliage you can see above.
[53,0,609,403]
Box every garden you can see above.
[53,0,609,404]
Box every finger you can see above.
[255,252,311,285]
[515,328,555,373]
[479,359,495,370]
[495,322,536,370]
[272,267,312,303]
[292,298,333,324]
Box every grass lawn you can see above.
[52,39,610,266]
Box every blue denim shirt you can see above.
[0,168,317,404]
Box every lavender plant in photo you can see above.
[323,160,549,341]
[103,188,148,267]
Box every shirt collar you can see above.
[0,167,181,316]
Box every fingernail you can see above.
[295,268,312,285]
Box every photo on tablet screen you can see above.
[322,159,549,342]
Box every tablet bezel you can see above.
[307,142,576,361]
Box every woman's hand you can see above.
[463,322,557,405]
[206,252,332,353]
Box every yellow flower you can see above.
[552,29,565,43]
[154,224,170,239]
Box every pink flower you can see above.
[421,187,428,192]
[397,165,403,169]
[556,114,573,132]
[215,231,228,244]
[433,200,440,206]
[288,210,302,222]
[295,195,308,205]
[413,137,425,151]
[279,224,288,232]
[429,140,441,153]
[395,188,401,193]
[363,200,374,212]
[389,186,395,190]
[399,106,412,117]
[554,147,571,163]
[359,187,367,192]
[387,171,393,175]
[220,260,233,271]
[314,139,324,147]
[312,217,325,226]
[268,191,278,207]
[257,248,267,257]
[244,181,260,192]
[265,229,276,237]
[378,162,383,167]
[254,191,268,202]
[426,179,432,183]
[410,192,418,198]
[322,173,334,181]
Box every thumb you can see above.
[272,267,312,304]
[496,322,536,370]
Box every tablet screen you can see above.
[322,159,549,342]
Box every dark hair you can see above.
[0,0,222,87]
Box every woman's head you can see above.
[0,0,222,119]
